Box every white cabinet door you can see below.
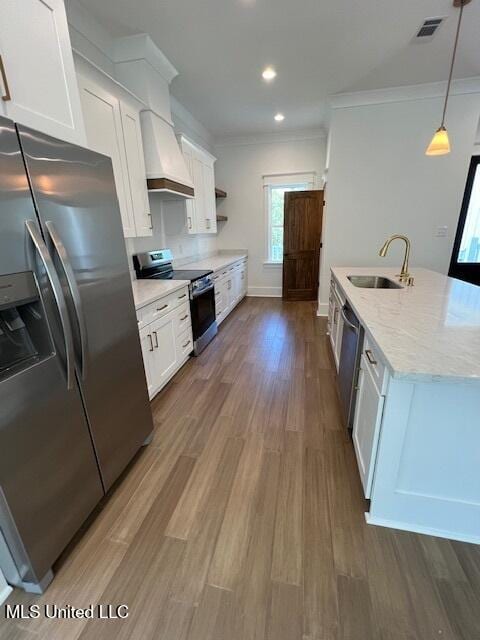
[202,161,217,234]
[151,312,178,388]
[214,278,227,323]
[239,264,247,297]
[139,326,156,398]
[78,75,136,237]
[352,355,385,498]
[192,156,206,233]
[120,102,152,237]
[0,0,85,145]
[183,146,197,234]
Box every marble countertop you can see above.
[131,279,190,311]
[331,267,480,384]
[181,252,247,273]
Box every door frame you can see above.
[448,155,480,285]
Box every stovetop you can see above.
[149,269,213,282]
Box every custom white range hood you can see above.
[114,35,194,199]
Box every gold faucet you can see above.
[379,235,411,282]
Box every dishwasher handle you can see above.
[341,305,359,334]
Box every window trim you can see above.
[263,172,316,264]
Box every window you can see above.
[264,173,315,263]
[449,156,480,285]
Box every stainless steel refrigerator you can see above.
[0,116,153,593]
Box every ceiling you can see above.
[78,0,480,137]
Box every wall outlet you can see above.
[436,225,448,238]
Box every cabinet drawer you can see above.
[362,335,387,394]
[177,326,193,358]
[136,286,189,327]
[174,302,191,336]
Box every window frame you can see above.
[263,172,316,265]
[449,155,480,286]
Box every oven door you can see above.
[191,284,216,341]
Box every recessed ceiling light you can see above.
[274,113,285,122]
[262,66,277,81]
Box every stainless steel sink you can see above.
[347,275,403,289]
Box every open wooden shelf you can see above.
[215,188,227,199]
[216,214,228,222]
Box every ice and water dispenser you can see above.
[0,272,53,380]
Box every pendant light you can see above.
[425,0,471,156]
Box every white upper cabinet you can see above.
[179,136,217,235]
[75,57,152,238]
[77,74,137,237]
[0,0,85,145]
[202,162,217,234]
[119,102,152,236]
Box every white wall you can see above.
[319,87,480,311]
[215,132,327,296]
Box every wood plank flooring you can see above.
[1,297,480,640]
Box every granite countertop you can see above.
[331,267,480,384]
[131,279,190,311]
[181,252,247,273]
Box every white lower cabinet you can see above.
[328,282,344,372]
[352,354,386,498]
[137,286,192,399]
[214,259,248,325]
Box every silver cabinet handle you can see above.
[147,212,153,230]
[180,314,188,321]
[26,220,75,390]
[182,340,191,348]
[178,293,187,300]
[340,306,358,334]
[187,216,192,230]
[0,55,11,101]
[157,303,168,312]
[153,331,158,348]
[365,349,378,366]
[148,334,154,352]
[45,221,88,380]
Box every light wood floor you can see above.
[2,298,480,640]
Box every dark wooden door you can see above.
[282,190,324,300]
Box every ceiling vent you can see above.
[414,17,447,41]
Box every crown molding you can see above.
[113,34,178,84]
[330,76,480,109]
[214,127,327,148]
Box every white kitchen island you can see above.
[330,267,480,545]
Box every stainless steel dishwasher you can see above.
[338,303,364,430]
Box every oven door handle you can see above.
[191,283,215,299]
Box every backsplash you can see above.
[125,197,218,277]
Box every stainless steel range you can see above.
[133,250,218,355]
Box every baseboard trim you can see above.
[247,286,282,297]
[366,513,480,545]
[317,302,328,316]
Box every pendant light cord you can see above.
[441,1,464,126]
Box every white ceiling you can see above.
[78,0,480,137]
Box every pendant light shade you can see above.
[425,0,471,157]
[426,126,451,156]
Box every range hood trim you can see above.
[146,177,194,197]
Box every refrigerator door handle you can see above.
[45,220,88,380]
[25,220,75,390]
